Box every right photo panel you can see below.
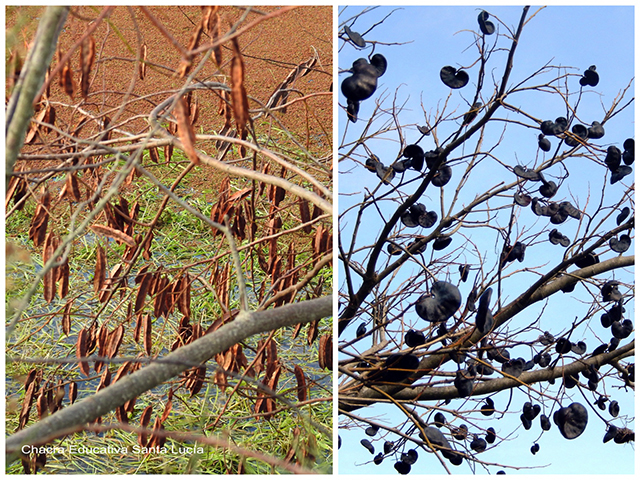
[337,6,634,475]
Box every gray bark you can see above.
[6,6,69,191]
[6,295,332,464]
[339,255,634,411]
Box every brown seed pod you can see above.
[139,43,147,80]
[61,61,74,98]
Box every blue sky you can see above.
[338,5,634,475]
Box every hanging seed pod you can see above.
[415,281,461,323]
[432,165,452,187]
[616,206,630,225]
[554,402,588,439]
[604,146,622,172]
[539,179,558,198]
[432,236,452,251]
[549,229,570,247]
[405,329,425,347]
[344,25,366,48]
[477,10,495,35]
[610,234,631,253]
[514,191,532,206]
[611,166,633,184]
[564,124,589,147]
[514,165,542,181]
[622,138,634,165]
[538,134,551,151]
[579,65,599,87]
[440,66,469,89]
[587,121,605,139]
[459,264,470,282]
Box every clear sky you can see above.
[338,5,634,475]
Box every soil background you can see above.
[7,6,333,195]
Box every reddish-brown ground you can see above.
[7,6,333,194]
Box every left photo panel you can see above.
[6,6,333,474]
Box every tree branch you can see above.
[5,6,69,192]
[6,295,332,464]
[339,255,633,411]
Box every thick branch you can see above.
[339,255,633,411]
[6,295,332,464]
[350,341,633,406]
[6,6,69,191]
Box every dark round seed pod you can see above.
[432,165,452,187]
[571,341,587,355]
[433,236,452,251]
[401,449,418,465]
[603,425,618,443]
[380,353,420,383]
[611,165,633,184]
[387,242,402,255]
[405,329,426,348]
[403,144,424,159]
[580,65,599,87]
[384,440,394,454]
[440,66,469,89]
[514,191,532,206]
[365,155,380,172]
[575,252,599,268]
[623,138,634,165]
[360,438,375,454]
[520,413,532,430]
[608,337,620,352]
[556,337,572,354]
[459,264,470,282]
[604,146,622,172]
[452,424,468,440]
[514,165,542,181]
[447,452,463,466]
[470,436,487,452]
[553,402,589,439]
[477,10,495,35]
[538,134,551,152]
[592,343,608,356]
[587,121,605,139]
[539,180,558,198]
[487,346,510,364]
[344,25,366,48]
[540,414,551,431]
[611,319,633,339]
[563,373,578,389]
[481,398,495,417]
[536,352,552,368]
[418,210,438,228]
[565,124,589,146]
[610,234,631,253]
[616,206,630,225]
[370,54,387,77]
[394,461,411,474]
[342,59,380,102]
[415,281,462,323]
[454,369,474,397]
[365,425,379,437]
